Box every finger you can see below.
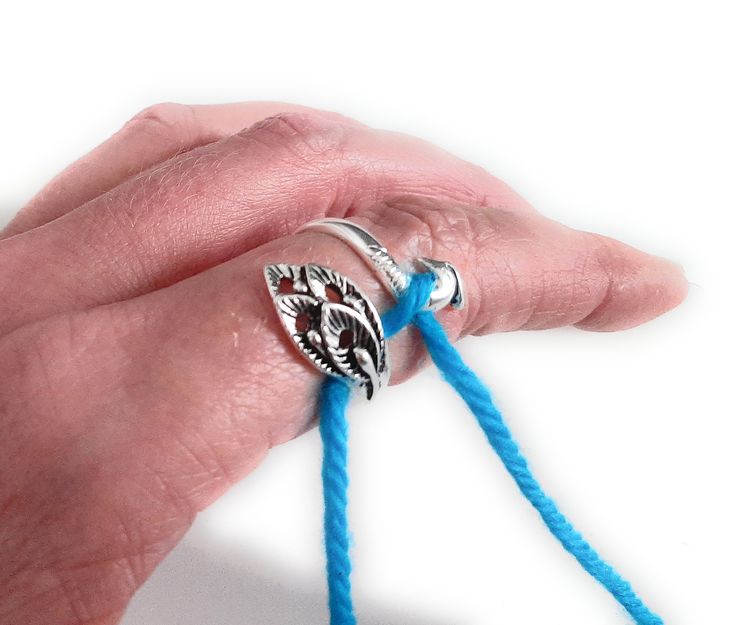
[1,102,360,239]
[0,196,685,623]
[0,113,522,336]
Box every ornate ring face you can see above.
[264,263,389,399]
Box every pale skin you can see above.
[0,102,687,625]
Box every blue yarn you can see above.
[319,376,355,625]
[381,272,435,338]
[318,275,437,624]
[410,302,664,624]
[318,272,663,625]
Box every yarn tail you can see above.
[319,376,357,625]
[412,310,664,625]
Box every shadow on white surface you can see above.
[121,536,450,625]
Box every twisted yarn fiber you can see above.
[319,272,663,625]
[319,377,355,625]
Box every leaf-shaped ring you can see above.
[264,263,388,399]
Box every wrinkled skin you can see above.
[0,102,687,625]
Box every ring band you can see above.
[297,218,465,312]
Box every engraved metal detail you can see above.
[264,263,388,399]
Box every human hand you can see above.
[0,102,687,625]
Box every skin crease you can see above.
[0,103,687,625]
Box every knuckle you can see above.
[367,195,484,262]
[239,111,350,160]
[586,232,625,277]
[361,196,483,332]
[359,196,536,335]
[0,308,132,431]
[3,316,75,399]
[123,102,195,137]
[0,314,94,438]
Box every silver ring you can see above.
[264,219,464,398]
[264,262,388,399]
[297,218,465,312]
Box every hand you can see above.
[0,102,687,625]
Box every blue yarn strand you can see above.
[410,309,663,625]
[318,271,663,625]
[319,376,356,625]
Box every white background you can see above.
[2,2,734,624]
